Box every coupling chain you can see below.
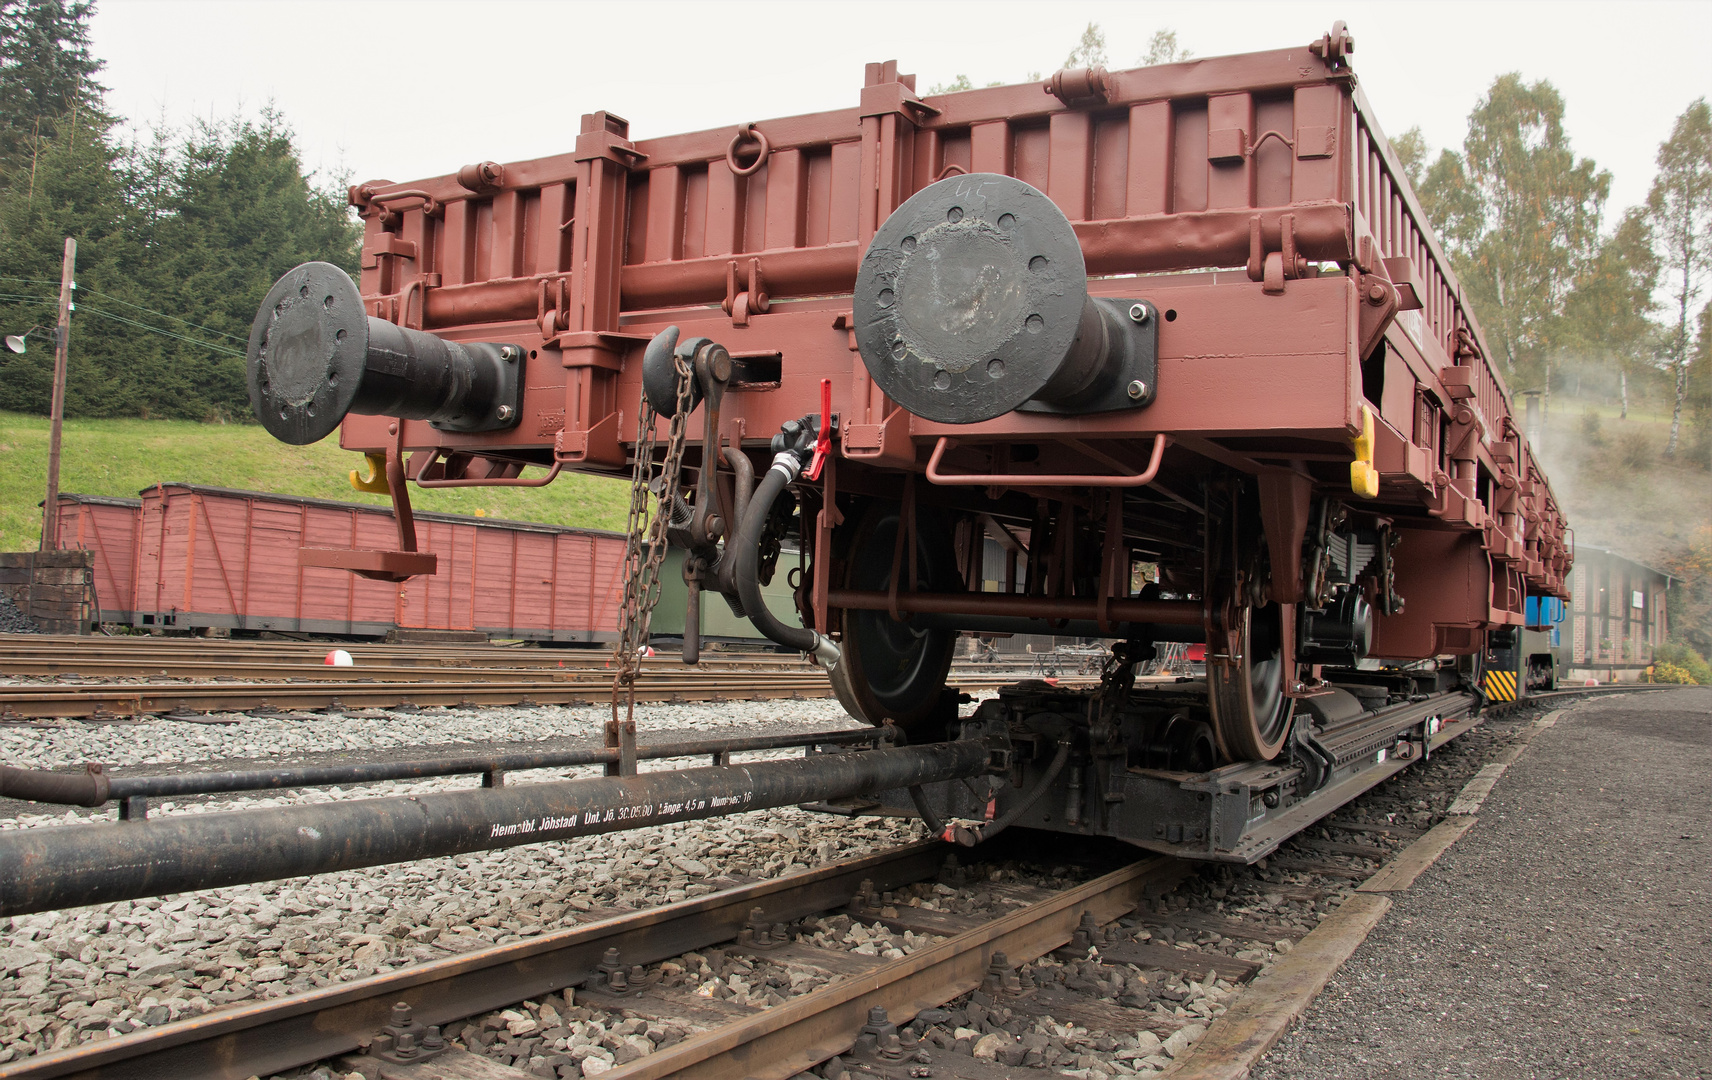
[612,348,697,734]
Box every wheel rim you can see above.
[1208,603,1293,761]
[831,502,959,734]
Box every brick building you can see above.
[1562,545,1673,683]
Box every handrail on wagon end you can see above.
[925,434,1167,488]
[411,447,565,488]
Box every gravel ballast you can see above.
[0,596,40,635]
[0,699,903,1065]
[7,687,1683,1077]
[1251,687,1712,1080]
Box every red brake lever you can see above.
[806,378,833,481]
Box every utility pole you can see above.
[40,237,74,551]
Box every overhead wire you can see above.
[77,308,245,357]
[0,293,244,357]
[78,289,248,344]
[0,274,249,345]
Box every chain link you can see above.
[612,349,697,742]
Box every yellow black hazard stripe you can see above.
[1484,669,1518,702]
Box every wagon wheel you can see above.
[828,499,961,739]
[1207,601,1294,761]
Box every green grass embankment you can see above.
[0,412,630,552]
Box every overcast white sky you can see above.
[90,0,1710,220]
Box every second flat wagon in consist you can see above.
[235,23,1569,861]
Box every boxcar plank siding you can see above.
[54,496,140,623]
[84,484,636,642]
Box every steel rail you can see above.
[0,842,955,1080]
[1483,682,1665,716]
[0,636,799,667]
[0,673,1090,720]
[0,658,824,682]
[0,646,813,667]
[605,855,1185,1080]
[0,675,838,718]
[0,639,1046,681]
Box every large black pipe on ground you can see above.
[0,741,991,918]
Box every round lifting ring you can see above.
[727,123,770,177]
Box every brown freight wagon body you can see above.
[54,494,142,625]
[118,484,626,641]
[243,24,1571,768]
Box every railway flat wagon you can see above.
[118,484,628,642]
[228,23,1571,860]
[0,23,1604,966]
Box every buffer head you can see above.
[248,262,368,445]
[853,173,1089,424]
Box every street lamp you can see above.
[21,237,77,551]
[4,325,57,355]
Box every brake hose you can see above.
[910,739,1072,847]
[731,447,840,671]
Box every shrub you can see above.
[1617,430,1654,469]
[1652,661,1698,685]
[1689,427,1712,470]
[1654,640,1712,685]
[1580,410,1605,445]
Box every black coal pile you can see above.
[0,594,41,633]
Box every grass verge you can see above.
[0,412,630,552]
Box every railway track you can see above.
[0,635,1081,719]
[0,840,1195,1080]
[0,640,1090,720]
[0,674,840,719]
[0,673,1100,721]
[0,684,1653,1079]
[0,635,817,672]
[1482,683,1661,717]
[0,635,1056,673]
[0,723,1500,1080]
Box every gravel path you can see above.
[1252,687,1712,1080]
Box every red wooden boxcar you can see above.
[54,493,142,626]
[56,486,627,642]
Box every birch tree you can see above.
[1419,75,1609,387]
[1645,99,1712,458]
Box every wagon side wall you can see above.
[54,496,140,624]
[112,485,639,642]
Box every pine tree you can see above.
[0,0,366,423]
[0,0,108,183]
[0,107,135,417]
[135,108,358,420]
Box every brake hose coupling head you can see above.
[769,413,822,478]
